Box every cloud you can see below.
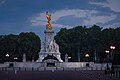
[104,23,120,29]
[90,0,120,12]
[30,9,117,28]
[30,13,71,28]
[0,0,6,5]
[83,14,117,25]
[52,9,98,22]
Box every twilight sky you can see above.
[0,0,120,40]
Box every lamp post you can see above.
[85,54,89,62]
[110,46,115,59]
[110,46,115,71]
[5,54,9,62]
[105,50,110,58]
[85,54,90,67]
[105,50,110,70]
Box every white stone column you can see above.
[23,53,26,62]
[65,54,68,62]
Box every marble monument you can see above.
[37,11,63,62]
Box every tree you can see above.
[19,32,41,61]
[55,25,120,64]
[0,32,41,62]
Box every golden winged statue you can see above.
[46,11,52,30]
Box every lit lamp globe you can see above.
[5,54,9,57]
[68,57,71,59]
[105,50,110,53]
[14,57,18,60]
[85,54,89,58]
[110,46,115,50]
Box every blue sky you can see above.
[0,0,120,40]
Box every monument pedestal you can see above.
[37,30,63,62]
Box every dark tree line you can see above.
[0,25,120,64]
[55,25,120,64]
[0,32,41,63]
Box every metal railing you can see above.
[104,65,120,78]
[0,66,107,71]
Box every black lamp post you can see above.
[85,54,90,67]
[85,54,90,62]
[110,46,115,59]
[5,54,9,62]
[105,50,110,70]
[110,46,115,71]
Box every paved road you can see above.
[0,70,119,80]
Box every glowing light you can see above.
[105,50,110,53]
[14,57,18,60]
[5,54,9,57]
[85,54,89,57]
[110,46,115,50]
[68,57,71,59]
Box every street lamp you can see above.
[85,53,90,62]
[85,54,90,67]
[110,46,115,71]
[105,50,110,70]
[105,50,110,58]
[110,46,115,58]
[5,54,9,62]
